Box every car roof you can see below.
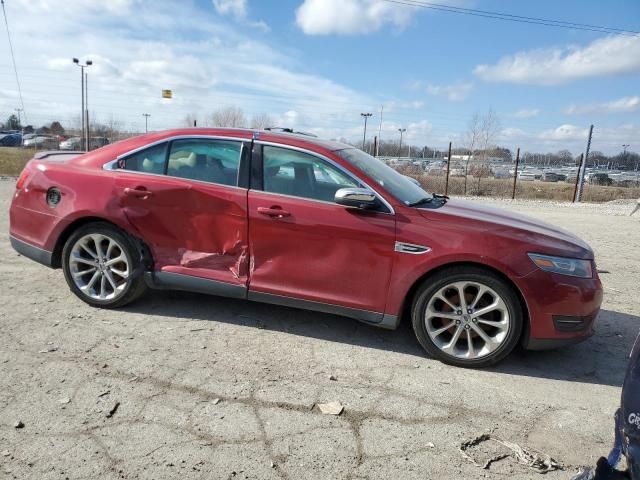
[71,128,356,168]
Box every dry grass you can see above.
[400,168,640,203]
[0,147,38,176]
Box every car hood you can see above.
[420,198,594,259]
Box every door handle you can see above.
[124,187,153,198]
[257,206,291,218]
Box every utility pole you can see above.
[398,128,406,157]
[575,124,593,202]
[73,58,92,151]
[573,154,584,203]
[85,72,90,150]
[376,105,383,157]
[360,112,372,150]
[445,141,452,196]
[511,147,520,200]
[142,113,151,133]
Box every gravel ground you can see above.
[1,180,639,479]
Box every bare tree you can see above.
[210,106,246,128]
[250,113,274,130]
[461,109,500,195]
[462,113,482,195]
[476,108,500,192]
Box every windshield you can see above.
[336,148,432,205]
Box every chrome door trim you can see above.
[394,242,431,255]
[102,134,251,171]
[255,140,395,215]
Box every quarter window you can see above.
[262,146,359,203]
[120,143,167,174]
[167,139,242,186]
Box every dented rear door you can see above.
[114,139,250,289]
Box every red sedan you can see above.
[9,128,603,367]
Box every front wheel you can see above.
[62,222,147,308]
[411,266,523,368]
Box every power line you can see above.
[1,0,27,123]
[382,0,640,37]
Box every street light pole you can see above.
[398,128,406,156]
[73,58,92,151]
[360,112,372,151]
[142,113,151,133]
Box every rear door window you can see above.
[167,139,242,187]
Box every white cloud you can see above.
[474,35,640,85]
[565,96,640,115]
[212,0,247,18]
[538,124,589,141]
[512,108,540,119]
[295,0,413,35]
[426,82,473,101]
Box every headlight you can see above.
[528,253,593,278]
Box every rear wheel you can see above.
[62,222,147,308]
[411,266,523,368]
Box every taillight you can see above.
[16,169,31,190]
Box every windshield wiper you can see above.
[407,197,433,207]
[433,193,449,203]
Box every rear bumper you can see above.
[10,235,54,268]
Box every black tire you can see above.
[411,266,523,368]
[62,222,147,308]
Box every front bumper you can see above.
[516,267,603,350]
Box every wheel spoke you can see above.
[73,267,96,278]
[470,286,489,310]
[430,320,456,338]
[426,307,460,321]
[104,270,118,291]
[83,270,101,291]
[92,235,105,259]
[105,254,125,267]
[473,300,501,318]
[466,330,475,357]
[435,293,458,312]
[105,239,116,259]
[442,325,464,354]
[100,275,107,298]
[476,318,508,331]
[80,241,97,259]
[453,282,468,310]
[470,323,498,351]
[72,255,97,267]
[109,267,129,279]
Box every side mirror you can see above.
[335,188,379,209]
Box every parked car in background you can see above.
[59,136,82,150]
[23,135,59,149]
[589,173,613,186]
[90,137,110,149]
[493,169,511,179]
[0,131,22,147]
[518,171,536,181]
[542,172,559,182]
[10,128,603,368]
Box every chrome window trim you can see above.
[256,141,395,215]
[102,134,250,171]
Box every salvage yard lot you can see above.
[1,180,639,479]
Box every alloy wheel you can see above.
[68,234,130,301]
[424,281,510,360]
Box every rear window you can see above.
[118,143,168,174]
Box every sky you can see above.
[0,0,639,154]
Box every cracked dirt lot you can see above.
[1,180,639,479]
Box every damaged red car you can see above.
[9,128,603,367]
